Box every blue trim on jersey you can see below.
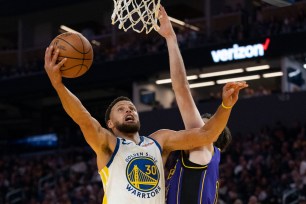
[145,136,162,154]
[106,138,120,168]
[138,136,144,145]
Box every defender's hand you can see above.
[157,6,176,39]
[222,81,248,108]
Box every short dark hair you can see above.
[214,126,232,152]
[201,113,232,152]
[105,96,132,125]
[201,113,212,119]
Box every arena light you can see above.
[168,17,200,31]
[189,81,215,89]
[156,75,198,85]
[199,69,244,78]
[156,79,171,84]
[263,72,283,78]
[60,25,79,33]
[91,40,101,46]
[246,65,270,72]
[168,17,185,26]
[303,64,306,69]
[216,75,260,84]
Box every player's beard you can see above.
[115,121,140,134]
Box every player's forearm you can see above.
[166,36,189,92]
[54,83,91,125]
[166,35,204,129]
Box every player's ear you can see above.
[107,120,114,129]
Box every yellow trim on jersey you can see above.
[213,181,219,204]
[99,167,110,204]
[99,167,109,185]
[199,169,207,204]
[177,167,183,204]
[181,151,208,169]
[102,195,108,204]
[167,162,177,180]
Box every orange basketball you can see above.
[49,32,93,78]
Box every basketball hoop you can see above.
[111,0,161,34]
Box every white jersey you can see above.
[99,136,165,204]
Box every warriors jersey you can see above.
[166,147,220,204]
[99,136,165,204]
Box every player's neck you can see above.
[116,131,140,144]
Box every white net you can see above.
[111,0,161,34]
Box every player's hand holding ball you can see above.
[45,32,93,80]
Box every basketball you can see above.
[49,32,93,78]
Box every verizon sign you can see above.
[211,38,270,63]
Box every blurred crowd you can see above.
[1,119,306,204]
[0,148,103,204]
[218,121,306,204]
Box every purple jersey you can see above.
[166,147,220,204]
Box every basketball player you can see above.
[157,6,247,204]
[44,32,246,204]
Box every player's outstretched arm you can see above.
[200,81,247,143]
[152,82,248,151]
[44,46,116,159]
[157,6,203,129]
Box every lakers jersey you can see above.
[99,136,165,204]
[166,147,220,204]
